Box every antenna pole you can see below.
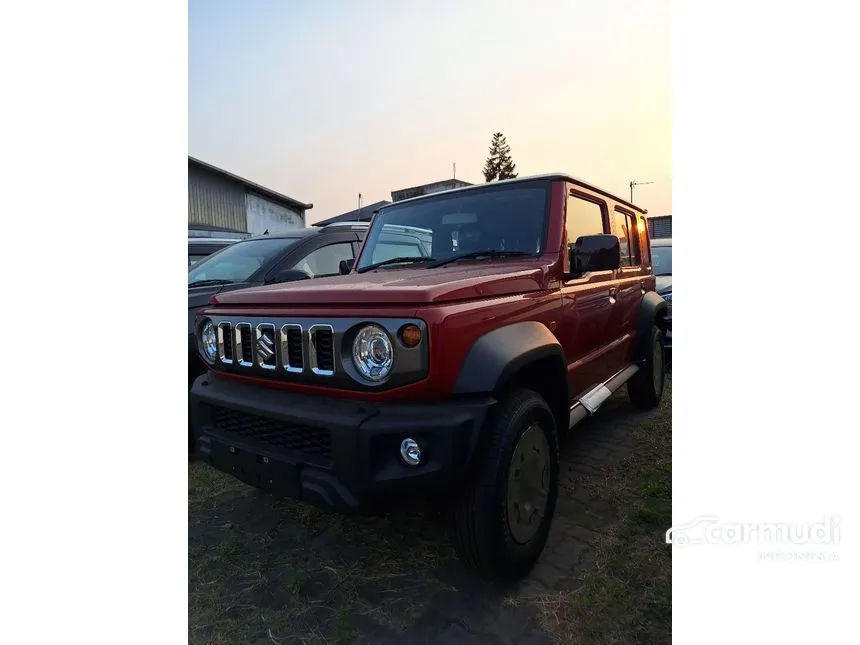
[629,180,654,204]
[453,162,456,180]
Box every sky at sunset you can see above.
[189,0,670,224]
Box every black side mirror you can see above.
[569,234,620,273]
[271,269,311,284]
[339,258,355,275]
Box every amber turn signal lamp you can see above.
[400,324,423,347]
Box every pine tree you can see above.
[482,132,518,182]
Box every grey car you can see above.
[651,237,671,355]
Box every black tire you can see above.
[627,325,665,409]
[449,388,559,582]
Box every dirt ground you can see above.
[189,378,672,645]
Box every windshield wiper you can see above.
[188,279,235,288]
[654,272,672,277]
[356,256,436,273]
[427,250,531,269]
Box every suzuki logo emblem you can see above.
[257,330,275,361]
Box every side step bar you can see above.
[568,364,640,429]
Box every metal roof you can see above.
[377,173,648,214]
[188,156,313,212]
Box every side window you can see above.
[566,194,606,264]
[627,213,641,266]
[291,242,353,277]
[612,210,631,266]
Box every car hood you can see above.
[210,262,548,307]
[188,282,260,333]
[656,275,672,294]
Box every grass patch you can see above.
[536,379,672,645]
[189,457,455,644]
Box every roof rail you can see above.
[323,221,370,228]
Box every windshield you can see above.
[188,237,299,284]
[188,255,209,267]
[356,183,549,270]
[652,245,672,276]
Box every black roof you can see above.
[313,200,391,227]
[235,229,318,242]
[227,222,368,243]
[382,173,648,214]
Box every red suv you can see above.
[190,175,668,581]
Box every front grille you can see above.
[211,320,337,378]
[208,405,332,463]
[314,328,334,373]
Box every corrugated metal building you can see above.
[188,157,313,236]
[648,215,672,239]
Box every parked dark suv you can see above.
[188,223,369,448]
[189,176,668,580]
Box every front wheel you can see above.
[627,325,665,409]
[449,388,559,582]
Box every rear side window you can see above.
[613,209,641,267]
[291,242,354,277]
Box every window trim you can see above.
[564,189,610,276]
[613,206,641,270]
[290,241,355,278]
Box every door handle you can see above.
[609,287,618,304]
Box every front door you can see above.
[558,191,619,397]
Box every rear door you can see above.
[611,207,649,362]
[558,190,618,397]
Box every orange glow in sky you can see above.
[190,0,670,223]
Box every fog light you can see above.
[399,438,422,466]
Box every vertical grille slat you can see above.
[316,331,334,371]
[217,322,233,364]
[234,323,253,367]
[279,324,304,373]
[288,329,303,369]
[309,325,335,376]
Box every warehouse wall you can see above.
[188,163,246,232]
[245,193,305,235]
[648,216,672,239]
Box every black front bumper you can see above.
[189,374,495,513]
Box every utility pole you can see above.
[629,180,654,204]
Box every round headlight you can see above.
[352,324,394,382]
[200,319,218,364]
